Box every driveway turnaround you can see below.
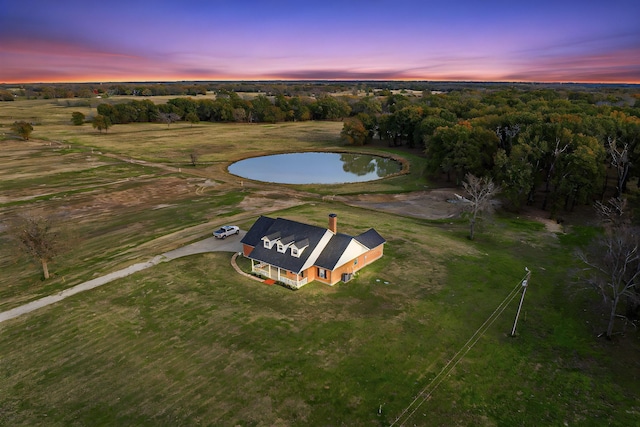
[0,232,246,324]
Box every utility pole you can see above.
[511,268,531,337]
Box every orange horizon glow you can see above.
[2,1,639,87]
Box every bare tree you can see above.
[9,214,64,279]
[541,137,569,211]
[158,112,181,127]
[606,137,630,197]
[190,152,198,167]
[461,173,501,240]
[579,198,640,339]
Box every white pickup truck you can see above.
[213,225,239,239]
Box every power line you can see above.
[391,270,530,426]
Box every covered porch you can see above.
[251,260,308,289]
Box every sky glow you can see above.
[1,0,639,83]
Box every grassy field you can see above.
[1,98,639,426]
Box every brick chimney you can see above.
[328,213,337,234]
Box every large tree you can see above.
[71,111,85,126]
[92,114,111,133]
[340,118,367,146]
[461,173,501,240]
[11,121,33,140]
[10,214,64,279]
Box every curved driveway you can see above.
[0,231,247,324]
[162,231,245,259]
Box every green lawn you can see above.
[0,205,637,426]
[1,97,638,426]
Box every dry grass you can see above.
[1,97,638,426]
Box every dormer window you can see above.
[262,237,278,249]
[262,231,281,249]
[277,235,295,253]
[277,242,289,253]
[290,238,309,258]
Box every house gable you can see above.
[333,239,370,269]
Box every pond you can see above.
[228,152,402,184]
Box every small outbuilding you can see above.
[240,213,385,288]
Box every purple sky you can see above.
[1,0,639,83]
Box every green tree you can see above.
[414,115,450,148]
[425,123,497,183]
[311,96,351,120]
[92,114,111,133]
[11,121,34,140]
[341,119,367,146]
[185,112,200,127]
[96,103,117,123]
[553,133,605,212]
[290,97,312,121]
[71,111,85,126]
[352,96,382,115]
[392,105,424,147]
[494,144,535,211]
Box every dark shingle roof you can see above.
[314,233,352,270]
[241,215,275,247]
[243,216,386,274]
[355,228,386,249]
[245,217,328,273]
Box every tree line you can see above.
[340,87,640,216]
[92,92,352,126]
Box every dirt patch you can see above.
[337,189,462,220]
[238,190,306,213]
[519,207,564,233]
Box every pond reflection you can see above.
[228,152,401,184]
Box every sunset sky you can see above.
[1,0,639,84]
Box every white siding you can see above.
[299,230,334,272]
[333,240,369,269]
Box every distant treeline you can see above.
[3,80,638,101]
[94,92,351,124]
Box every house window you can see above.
[354,258,358,266]
[318,268,327,279]
[291,247,298,256]
[263,240,270,248]
[277,243,285,253]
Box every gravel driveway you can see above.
[162,231,246,260]
[0,230,247,324]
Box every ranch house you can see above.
[240,214,385,288]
